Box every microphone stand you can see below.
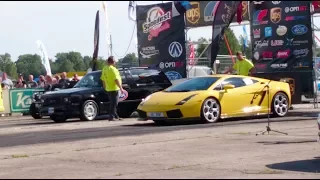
[256,81,288,136]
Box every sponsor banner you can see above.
[249,1,313,73]
[253,72,313,104]
[136,2,186,80]
[9,89,45,113]
[184,1,249,28]
[250,1,313,100]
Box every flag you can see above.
[313,1,320,10]
[128,1,136,21]
[210,1,241,67]
[92,10,100,71]
[172,1,192,17]
[36,40,52,76]
[312,1,320,14]
[102,1,111,57]
[188,43,195,65]
[242,25,248,53]
[236,1,243,24]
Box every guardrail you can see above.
[0,88,44,117]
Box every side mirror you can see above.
[223,84,235,90]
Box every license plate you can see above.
[48,107,54,114]
[147,112,164,118]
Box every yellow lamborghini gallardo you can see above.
[137,75,291,125]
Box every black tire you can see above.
[30,103,42,119]
[271,92,289,117]
[50,115,67,123]
[200,97,221,123]
[153,120,168,126]
[80,100,99,121]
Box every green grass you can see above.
[11,154,29,158]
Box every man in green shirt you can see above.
[226,51,255,76]
[100,56,124,121]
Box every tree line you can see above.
[0,52,139,80]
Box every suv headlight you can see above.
[32,93,41,102]
[175,94,197,105]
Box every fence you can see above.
[188,55,236,73]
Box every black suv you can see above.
[30,67,172,123]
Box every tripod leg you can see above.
[256,130,268,136]
[270,130,288,135]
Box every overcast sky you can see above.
[1,1,320,61]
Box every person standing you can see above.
[1,72,13,89]
[44,75,53,91]
[15,79,26,88]
[100,56,124,121]
[27,75,38,88]
[15,74,26,88]
[225,51,255,76]
[69,73,80,88]
[38,75,46,88]
[58,72,70,89]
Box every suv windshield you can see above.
[164,77,220,92]
[74,72,102,88]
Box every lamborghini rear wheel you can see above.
[201,97,221,123]
[272,92,289,117]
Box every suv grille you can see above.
[43,97,64,106]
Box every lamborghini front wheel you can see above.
[201,97,221,123]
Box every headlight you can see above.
[175,94,197,105]
[32,93,41,102]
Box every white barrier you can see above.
[0,89,11,116]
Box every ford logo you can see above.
[291,25,308,36]
[165,71,182,80]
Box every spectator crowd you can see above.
[1,72,80,91]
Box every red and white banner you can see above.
[188,43,195,65]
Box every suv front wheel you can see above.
[80,100,99,121]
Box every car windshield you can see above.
[164,77,220,92]
[73,72,102,88]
